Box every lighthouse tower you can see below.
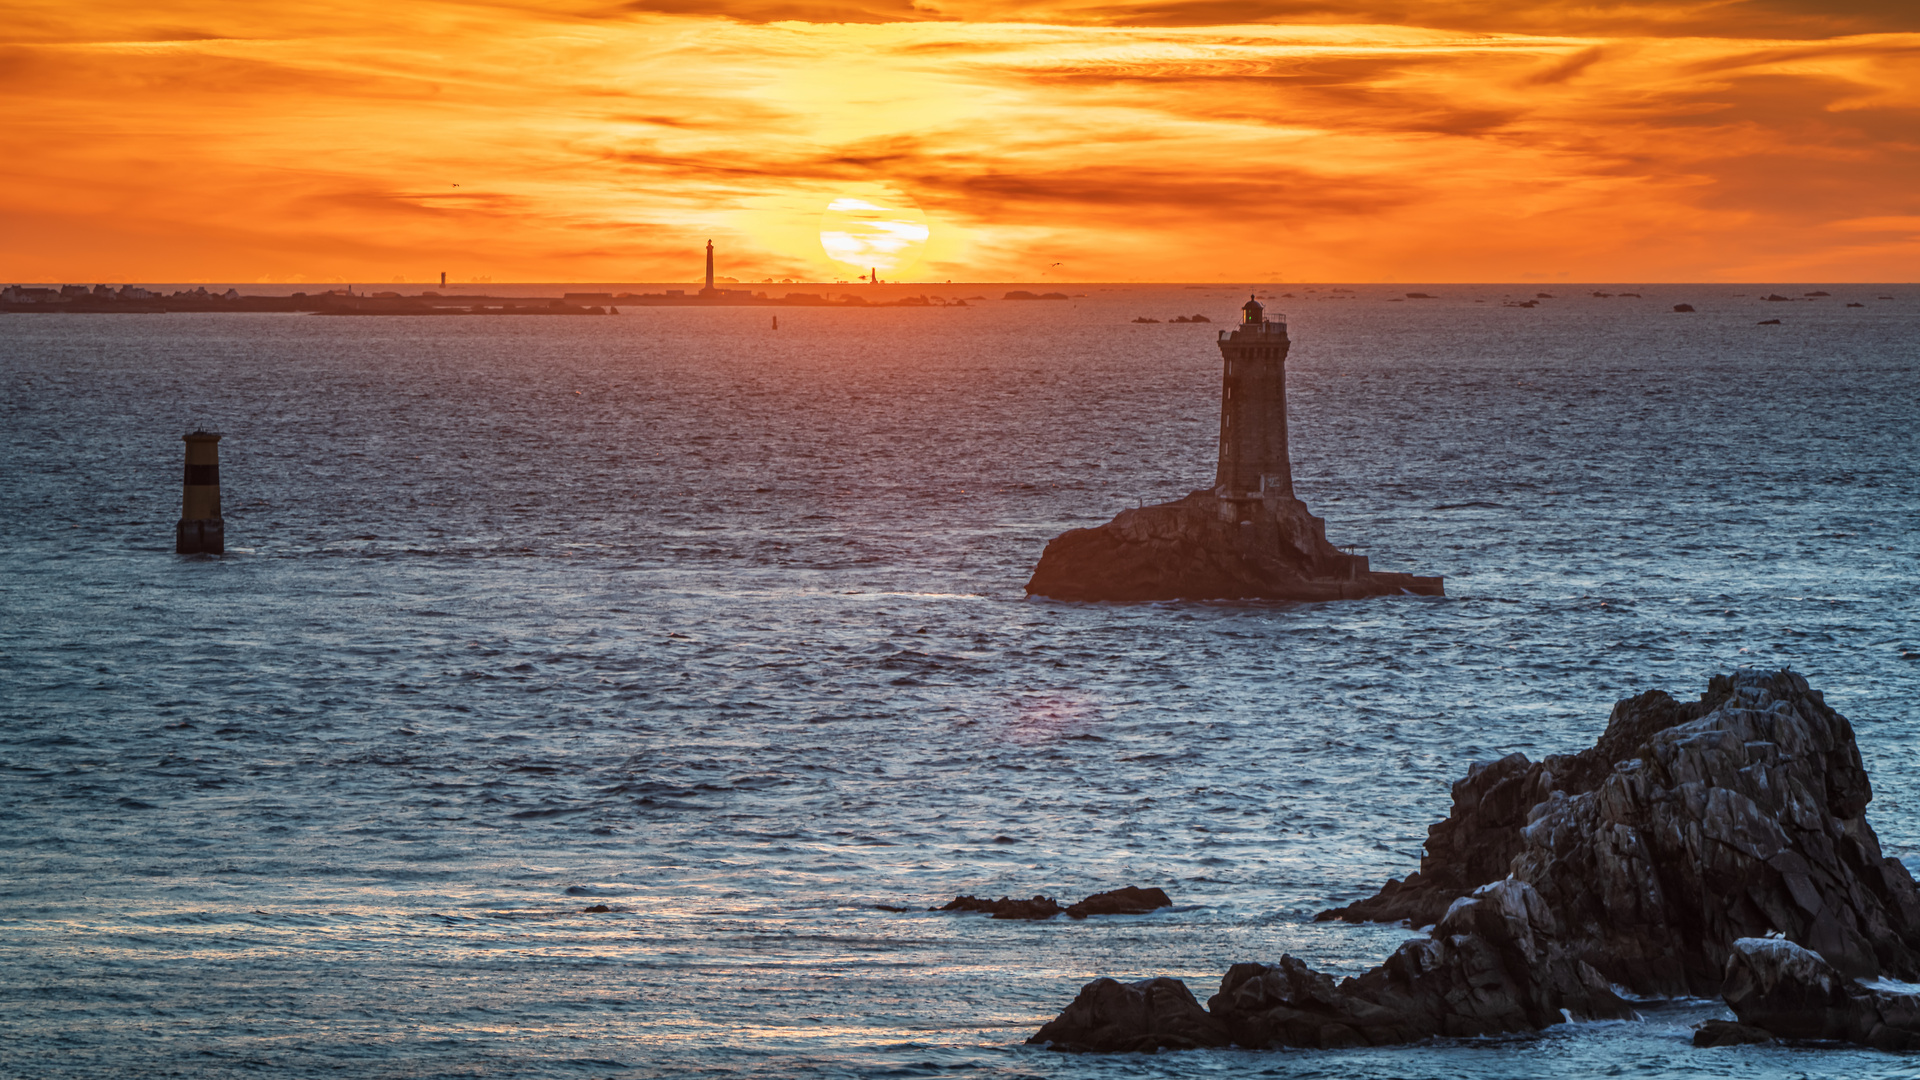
[176,429,224,554]
[1021,291,1445,601]
[1213,295,1292,501]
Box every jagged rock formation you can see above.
[1318,686,1728,928]
[1324,670,1920,996]
[1028,670,1920,1052]
[1206,880,1637,1048]
[1024,490,1442,602]
[1723,938,1920,1049]
[1035,879,1633,1051]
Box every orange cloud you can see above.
[0,1,1914,282]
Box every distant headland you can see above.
[0,242,970,315]
[0,285,967,315]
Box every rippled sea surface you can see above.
[4,285,1919,1078]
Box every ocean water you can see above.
[2,285,1917,1079]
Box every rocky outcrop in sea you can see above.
[1024,490,1442,602]
[1028,670,1920,1052]
[932,886,1173,921]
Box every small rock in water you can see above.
[1692,1018,1773,1047]
[1673,303,1695,312]
[1723,938,1920,1049]
[1028,976,1228,1053]
[1066,885,1172,919]
[933,894,1063,920]
[932,885,1173,922]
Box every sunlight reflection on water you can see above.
[2,285,1917,1076]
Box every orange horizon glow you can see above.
[3,2,1917,284]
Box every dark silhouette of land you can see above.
[0,284,966,315]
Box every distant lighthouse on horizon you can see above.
[702,239,715,296]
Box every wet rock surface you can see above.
[1722,938,1920,1049]
[1025,490,1442,602]
[1030,671,1920,1052]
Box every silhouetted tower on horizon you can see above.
[1214,295,1292,499]
[704,239,715,294]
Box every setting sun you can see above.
[819,197,931,279]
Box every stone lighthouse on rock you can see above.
[1024,295,1442,602]
[1215,295,1294,501]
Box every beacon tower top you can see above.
[1213,294,1292,500]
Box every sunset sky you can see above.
[4,1,1916,283]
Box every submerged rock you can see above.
[1723,938,1920,1049]
[1030,671,1920,1051]
[1025,490,1442,602]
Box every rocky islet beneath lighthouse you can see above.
[1025,296,1441,602]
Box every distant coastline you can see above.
[0,284,976,315]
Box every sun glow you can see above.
[819,198,931,279]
